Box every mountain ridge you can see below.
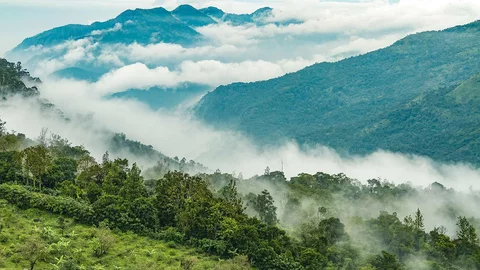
[195,19,480,165]
[10,5,278,55]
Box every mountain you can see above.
[0,58,40,98]
[50,67,103,82]
[195,20,480,164]
[172,4,217,27]
[0,58,207,175]
[9,5,279,58]
[12,7,203,54]
[199,6,287,26]
[110,83,211,110]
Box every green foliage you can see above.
[0,202,241,269]
[370,251,403,270]
[0,125,479,269]
[195,20,480,165]
[0,59,40,98]
[249,190,278,226]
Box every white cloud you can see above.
[91,22,122,36]
[3,78,480,194]
[92,60,288,94]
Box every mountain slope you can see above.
[195,20,480,164]
[11,7,203,54]
[0,202,235,269]
[199,6,276,26]
[0,59,40,98]
[0,58,207,175]
[172,4,217,27]
[10,5,281,57]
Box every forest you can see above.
[1,55,480,270]
[0,119,479,269]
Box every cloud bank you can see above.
[2,78,480,194]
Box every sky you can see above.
[1,0,479,56]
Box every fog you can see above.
[12,0,480,89]
[1,78,480,195]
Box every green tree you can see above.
[370,251,403,270]
[23,145,52,189]
[120,163,147,201]
[456,216,478,244]
[252,190,278,226]
[20,236,47,270]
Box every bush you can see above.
[180,257,197,270]
[93,225,115,257]
[154,227,185,244]
[0,232,8,243]
[191,238,228,256]
[0,184,94,223]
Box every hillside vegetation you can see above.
[195,20,480,165]
[0,201,247,270]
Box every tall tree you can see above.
[22,145,51,189]
[253,190,278,226]
[120,163,147,201]
[456,216,478,244]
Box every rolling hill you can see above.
[195,20,480,164]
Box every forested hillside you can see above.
[0,124,479,269]
[195,20,480,164]
[0,58,40,98]
[0,58,208,177]
[0,58,479,270]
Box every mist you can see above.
[1,78,480,195]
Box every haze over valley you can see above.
[2,1,480,269]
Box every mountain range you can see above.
[6,5,480,166]
[9,5,281,56]
[6,5,287,109]
[195,20,480,165]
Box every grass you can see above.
[0,200,251,270]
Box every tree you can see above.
[93,223,115,257]
[413,209,424,232]
[370,251,403,270]
[155,171,213,227]
[456,216,478,244]
[22,145,52,189]
[120,163,147,201]
[264,166,270,176]
[219,178,243,212]
[253,190,278,226]
[20,236,46,270]
[43,157,77,189]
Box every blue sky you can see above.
[0,4,125,56]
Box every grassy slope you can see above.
[0,200,249,270]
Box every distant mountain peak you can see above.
[173,4,198,12]
[199,6,225,19]
[172,4,217,27]
[116,7,171,20]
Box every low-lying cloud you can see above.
[2,78,480,194]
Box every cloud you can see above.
[14,0,480,90]
[92,60,288,94]
[3,78,480,195]
[91,22,122,36]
